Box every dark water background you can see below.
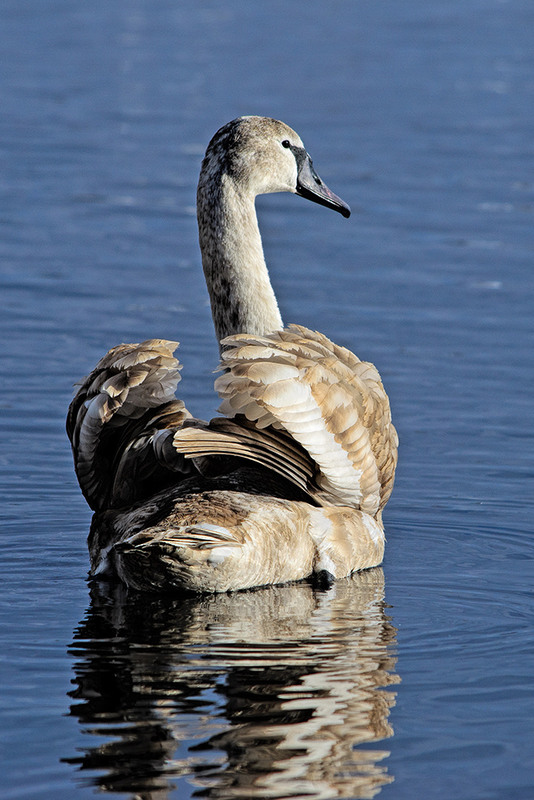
[1,1,533,798]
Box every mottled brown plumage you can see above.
[67,116,397,592]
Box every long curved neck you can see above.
[197,172,283,349]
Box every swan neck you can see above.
[197,173,283,348]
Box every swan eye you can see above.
[281,140,291,149]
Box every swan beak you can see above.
[296,153,351,218]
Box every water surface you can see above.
[1,1,533,798]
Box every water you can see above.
[1,0,533,797]
[65,574,398,799]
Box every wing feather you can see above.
[172,417,317,498]
[216,325,398,512]
[67,339,191,510]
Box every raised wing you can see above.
[67,339,191,510]
[214,325,398,514]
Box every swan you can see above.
[67,116,398,593]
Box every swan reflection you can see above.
[65,569,399,799]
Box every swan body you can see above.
[67,116,397,593]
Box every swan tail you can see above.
[91,492,385,593]
[215,325,398,514]
[112,521,243,592]
[95,491,316,592]
[67,339,192,511]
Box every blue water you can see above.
[1,0,533,798]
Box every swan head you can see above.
[200,116,351,218]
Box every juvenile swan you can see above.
[67,116,398,593]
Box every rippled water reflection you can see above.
[66,572,398,799]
